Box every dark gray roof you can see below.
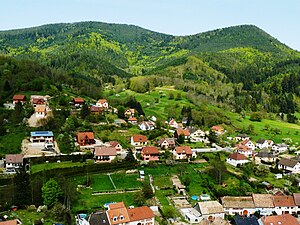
[88,211,109,225]
[278,158,299,167]
[256,139,266,144]
[236,134,249,138]
[234,215,259,225]
[256,151,275,158]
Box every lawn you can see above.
[110,173,142,189]
[30,160,94,174]
[1,210,55,225]
[228,112,300,143]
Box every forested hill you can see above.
[0,22,297,75]
[0,21,300,114]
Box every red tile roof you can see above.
[176,128,190,136]
[90,105,102,112]
[273,196,295,207]
[107,202,130,225]
[293,193,300,206]
[94,147,117,156]
[127,206,154,222]
[175,146,193,155]
[128,117,137,121]
[13,95,26,101]
[228,152,247,160]
[109,141,120,148]
[73,98,84,103]
[142,146,159,155]
[97,99,107,104]
[5,154,23,164]
[132,134,147,143]
[261,214,299,225]
[77,132,95,141]
[0,219,19,225]
[211,125,223,131]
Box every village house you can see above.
[94,146,117,162]
[0,219,22,225]
[194,201,225,220]
[157,138,175,149]
[76,131,95,146]
[138,121,155,131]
[221,196,256,216]
[187,126,207,143]
[141,146,159,161]
[258,214,300,225]
[235,134,250,142]
[96,99,109,109]
[78,211,108,225]
[128,117,138,125]
[255,149,276,163]
[35,105,47,118]
[238,139,255,151]
[30,131,54,144]
[272,143,288,154]
[174,128,190,140]
[173,146,196,160]
[211,125,225,135]
[236,145,255,158]
[124,108,135,118]
[252,194,275,216]
[5,154,24,172]
[90,105,103,115]
[168,119,179,129]
[127,206,155,225]
[234,215,259,225]
[226,152,249,167]
[130,135,148,150]
[105,202,154,225]
[256,139,273,149]
[278,158,300,173]
[199,218,230,225]
[273,195,296,215]
[293,193,300,213]
[73,97,85,108]
[179,208,202,224]
[30,95,46,107]
[109,141,122,153]
[13,94,27,105]
[106,202,131,225]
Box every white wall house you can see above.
[179,208,202,224]
[278,158,300,174]
[272,143,288,154]
[226,153,249,167]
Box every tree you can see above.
[254,165,269,177]
[81,103,90,119]
[117,106,125,119]
[208,159,227,185]
[125,149,136,163]
[177,134,185,144]
[142,182,154,199]
[15,166,31,206]
[133,192,145,206]
[207,130,218,145]
[183,176,191,187]
[42,179,63,208]
[250,112,262,122]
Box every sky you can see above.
[0,0,299,50]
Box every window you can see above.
[113,217,117,222]
[120,215,124,220]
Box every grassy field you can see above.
[30,160,94,174]
[228,112,300,143]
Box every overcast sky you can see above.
[1,0,299,50]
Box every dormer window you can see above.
[120,215,124,220]
[113,216,118,222]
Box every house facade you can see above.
[128,117,138,125]
[5,154,24,172]
[157,138,175,149]
[30,131,54,144]
[173,146,196,160]
[179,208,202,224]
[73,98,85,108]
[194,201,225,220]
[130,135,148,149]
[278,158,300,173]
[141,146,159,161]
[138,121,155,131]
[174,128,190,139]
[221,196,256,216]
[235,134,250,142]
[76,132,95,146]
[226,153,249,167]
[13,95,27,105]
[94,146,117,162]
[124,109,135,118]
[109,141,123,153]
[35,105,47,118]
[127,206,155,225]
[96,99,109,109]
[273,196,297,215]
[272,143,288,154]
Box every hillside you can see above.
[0,21,300,114]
